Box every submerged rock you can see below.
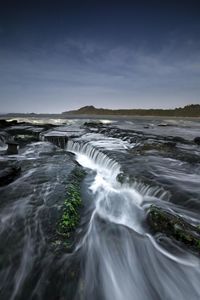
[132,141,177,155]
[194,137,200,145]
[147,205,200,254]
[170,136,188,144]
[0,164,21,186]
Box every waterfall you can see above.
[67,140,121,180]
[0,132,9,147]
[66,141,200,300]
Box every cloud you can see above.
[0,36,200,112]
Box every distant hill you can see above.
[62,104,200,117]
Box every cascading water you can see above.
[0,132,8,150]
[67,140,121,179]
[67,140,200,300]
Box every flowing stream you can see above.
[67,140,200,300]
[1,118,200,299]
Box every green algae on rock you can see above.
[57,166,86,240]
[147,205,200,254]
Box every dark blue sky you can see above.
[0,0,200,113]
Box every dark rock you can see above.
[116,172,127,184]
[6,141,19,154]
[163,141,176,148]
[14,134,39,146]
[0,119,18,128]
[83,121,103,128]
[170,136,187,144]
[194,137,200,145]
[0,165,21,186]
[147,205,200,254]
[0,120,8,128]
[43,136,68,149]
[5,125,42,137]
[132,141,176,154]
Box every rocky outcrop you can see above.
[6,141,19,154]
[147,205,200,254]
[0,119,18,129]
[43,135,68,149]
[42,127,85,148]
[83,121,103,128]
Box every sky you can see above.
[0,0,200,113]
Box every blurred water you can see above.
[67,140,200,300]
[0,116,200,299]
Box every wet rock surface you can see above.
[0,161,21,186]
[0,131,9,146]
[0,116,200,300]
[147,206,200,254]
[0,140,83,299]
[0,119,18,128]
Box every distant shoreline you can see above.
[62,104,200,118]
[1,104,200,119]
[1,114,200,121]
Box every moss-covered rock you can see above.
[147,205,200,254]
[55,166,86,251]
